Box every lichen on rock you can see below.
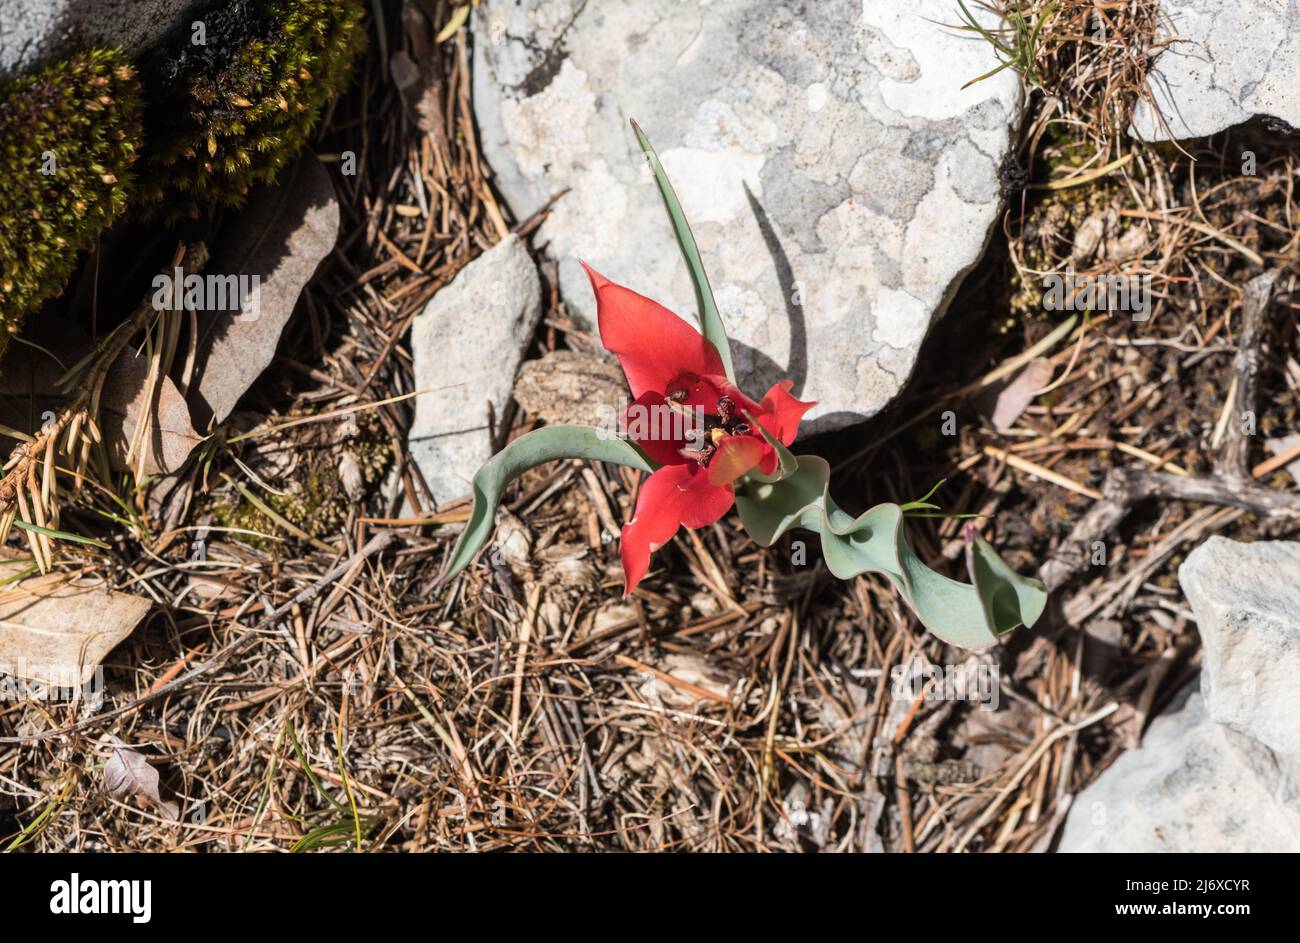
[471,0,1024,436]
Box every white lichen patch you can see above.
[499,59,596,179]
[659,148,765,225]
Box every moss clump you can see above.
[1009,173,1150,328]
[140,0,365,220]
[215,426,389,548]
[0,49,142,349]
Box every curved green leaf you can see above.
[631,119,736,382]
[734,456,1047,649]
[438,426,654,584]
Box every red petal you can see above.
[620,391,694,466]
[757,380,815,445]
[701,374,763,417]
[581,262,725,399]
[620,464,734,595]
[706,434,766,486]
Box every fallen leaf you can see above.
[185,155,340,429]
[434,3,471,43]
[391,0,451,156]
[185,573,237,603]
[104,745,179,821]
[101,350,204,474]
[989,358,1055,432]
[0,573,152,688]
[390,51,423,102]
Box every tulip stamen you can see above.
[677,397,753,468]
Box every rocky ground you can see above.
[0,0,1298,852]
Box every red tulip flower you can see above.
[440,121,1046,651]
[581,262,814,594]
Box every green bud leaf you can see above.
[742,408,798,484]
[631,119,735,383]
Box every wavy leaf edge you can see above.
[735,455,1047,649]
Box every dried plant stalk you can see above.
[0,243,207,571]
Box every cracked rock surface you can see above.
[1058,537,1300,852]
[0,0,211,77]
[471,0,1021,434]
[1131,0,1300,141]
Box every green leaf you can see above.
[900,478,947,513]
[734,456,1046,649]
[439,426,654,584]
[631,119,736,382]
[12,520,109,549]
[956,0,1012,55]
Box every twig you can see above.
[1039,271,1288,597]
[0,531,396,744]
[1216,271,1279,480]
[984,445,1103,499]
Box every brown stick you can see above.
[1216,271,1279,481]
[0,530,396,744]
[1038,271,1288,598]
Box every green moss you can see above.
[139,0,365,221]
[1009,175,1145,324]
[215,429,389,548]
[0,49,142,352]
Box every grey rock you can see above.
[1131,0,1300,141]
[1058,686,1300,852]
[0,0,210,77]
[409,235,542,505]
[471,0,1021,435]
[1059,536,1300,852]
[1180,536,1300,775]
